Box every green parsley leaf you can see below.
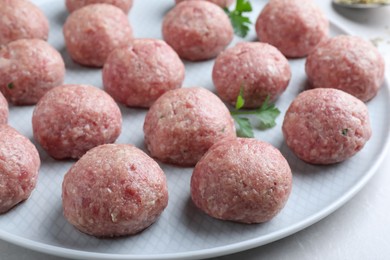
[235,0,252,12]
[233,116,254,138]
[224,0,253,38]
[235,87,245,110]
[7,82,14,89]
[256,96,281,129]
[342,128,348,136]
[231,91,281,138]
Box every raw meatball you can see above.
[191,138,292,223]
[162,0,234,61]
[63,4,133,67]
[0,125,40,214]
[0,0,49,45]
[0,39,65,105]
[32,84,122,160]
[66,0,133,13]
[103,39,185,108]
[175,0,234,8]
[62,144,169,237]
[213,42,291,108]
[282,88,372,164]
[305,35,385,102]
[0,92,8,124]
[255,0,329,58]
[143,87,236,166]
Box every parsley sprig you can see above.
[224,0,253,38]
[231,89,281,138]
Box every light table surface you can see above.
[1,1,390,260]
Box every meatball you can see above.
[212,42,291,108]
[143,87,236,166]
[103,39,185,108]
[62,144,169,237]
[191,138,292,224]
[66,0,133,13]
[0,91,8,124]
[0,124,40,214]
[282,88,372,164]
[162,0,234,61]
[32,84,122,160]
[305,35,385,102]
[0,39,65,105]
[255,0,329,58]
[0,0,49,45]
[175,0,234,8]
[63,4,133,67]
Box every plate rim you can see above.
[1,2,390,259]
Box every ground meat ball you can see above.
[66,0,133,13]
[191,138,292,223]
[255,0,329,58]
[62,144,168,237]
[0,39,65,105]
[143,87,236,166]
[0,0,49,45]
[63,4,133,67]
[103,39,185,108]
[32,84,122,160]
[0,92,8,124]
[175,0,234,7]
[213,42,291,108]
[282,88,372,164]
[0,125,40,214]
[162,0,234,61]
[305,35,385,102]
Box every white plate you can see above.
[1,1,389,259]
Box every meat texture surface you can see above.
[0,0,49,45]
[62,144,169,237]
[305,35,385,102]
[282,88,372,164]
[63,4,133,67]
[0,39,65,105]
[66,0,133,13]
[143,87,236,166]
[213,42,291,108]
[175,0,234,7]
[32,84,122,159]
[0,92,8,124]
[0,125,40,214]
[103,39,185,107]
[162,0,233,61]
[191,138,292,223]
[256,0,329,58]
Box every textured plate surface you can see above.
[0,1,389,259]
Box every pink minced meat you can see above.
[255,0,329,58]
[62,144,169,237]
[66,0,133,13]
[282,88,372,164]
[175,0,234,7]
[32,84,122,160]
[162,0,233,61]
[103,39,185,108]
[0,0,49,45]
[0,125,40,214]
[0,92,8,124]
[63,4,133,67]
[143,87,236,166]
[191,138,292,224]
[213,42,291,108]
[0,39,65,105]
[305,35,385,102]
